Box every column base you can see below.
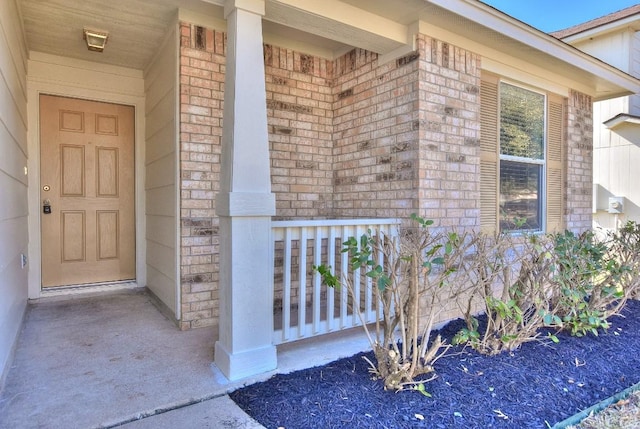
[214,340,277,381]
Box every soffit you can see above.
[263,0,411,54]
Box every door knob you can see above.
[43,199,52,214]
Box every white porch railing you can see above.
[271,218,401,345]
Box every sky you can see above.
[481,0,640,33]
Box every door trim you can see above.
[27,67,147,300]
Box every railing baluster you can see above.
[340,225,349,329]
[312,226,322,334]
[352,224,363,327]
[372,225,385,322]
[364,224,374,322]
[298,227,308,338]
[327,225,336,332]
[387,223,400,322]
[283,228,292,342]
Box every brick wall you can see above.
[176,21,590,331]
[179,24,339,329]
[332,49,420,221]
[565,90,594,233]
[331,38,481,228]
[179,23,225,329]
[413,36,483,326]
[265,45,335,220]
[416,35,481,229]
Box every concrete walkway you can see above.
[0,289,370,428]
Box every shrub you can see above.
[453,232,558,354]
[317,218,640,389]
[550,230,629,337]
[314,215,467,391]
[606,221,640,302]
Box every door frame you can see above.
[27,55,147,299]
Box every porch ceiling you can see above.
[17,0,424,71]
[17,0,224,70]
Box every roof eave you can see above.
[604,113,640,129]
[425,0,640,100]
[559,15,640,44]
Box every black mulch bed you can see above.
[230,299,640,429]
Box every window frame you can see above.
[498,80,548,234]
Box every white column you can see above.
[214,0,277,380]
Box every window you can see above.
[480,72,564,234]
[499,82,545,232]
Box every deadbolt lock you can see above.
[43,199,52,214]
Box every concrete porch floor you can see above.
[0,288,370,428]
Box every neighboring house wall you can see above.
[571,30,640,229]
[0,0,28,386]
[573,31,631,72]
[629,32,640,115]
[144,23,179,318]
[176,20,593,331]
[571,29,640,117]
[592,111,640,228]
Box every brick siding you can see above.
[265,45,335,219]
[179,23,225,329]
[177,21,591,330]
[565,90,594,233]
[416,35,481,228]
[332,48,419,220]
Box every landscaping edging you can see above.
[552,381,640,429]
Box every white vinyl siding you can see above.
[144,22,179,318]
[0,0,29,383]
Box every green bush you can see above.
[314,214,467,391]
[607,221,640,302]
[550,230,628,337]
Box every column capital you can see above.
[224,0,265,18]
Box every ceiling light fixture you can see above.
[83,28,109,52]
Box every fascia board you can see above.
[426,0,640,99]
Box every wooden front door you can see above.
[40,95,135,288]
